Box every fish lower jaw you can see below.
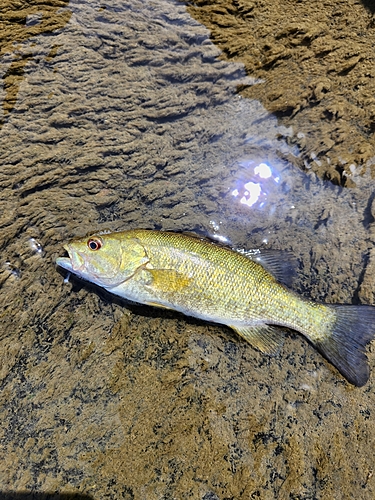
[56,257,74,272]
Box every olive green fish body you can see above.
[56,229,375,386]
[110,231,333,338]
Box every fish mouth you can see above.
[56,244,85,273]
[55,256,73,272]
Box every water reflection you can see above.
[28,237,44,255]
[231,161,280,209]
[208,220,230,244]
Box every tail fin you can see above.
[315,305,375,386]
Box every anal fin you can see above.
[230,324,285,355]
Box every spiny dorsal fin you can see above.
[176,230,297,287]
[235,248,297,288]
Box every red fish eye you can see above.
[87,237,102,251]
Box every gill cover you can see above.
[60,233,149,288]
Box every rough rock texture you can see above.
[1,0,375,499]
[187,0,375,186]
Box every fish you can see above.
[56,229,375,386]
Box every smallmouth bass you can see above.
[56,229,375,386]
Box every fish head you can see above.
[56,232,149,288]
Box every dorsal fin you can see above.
[235,248,297,288]
[175,230,297,287]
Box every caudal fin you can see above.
[315,305,375,386]
[315,305,375,387]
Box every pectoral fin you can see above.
[143,268,192,294]
[230,324,285,355]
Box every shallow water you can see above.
[1,0,375,498]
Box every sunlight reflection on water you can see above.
[231,160,281,210]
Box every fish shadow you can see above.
[361,0,375,14]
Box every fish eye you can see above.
[87,237,103,251]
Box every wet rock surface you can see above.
[187,0,375,186]
[1,0,375,499]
